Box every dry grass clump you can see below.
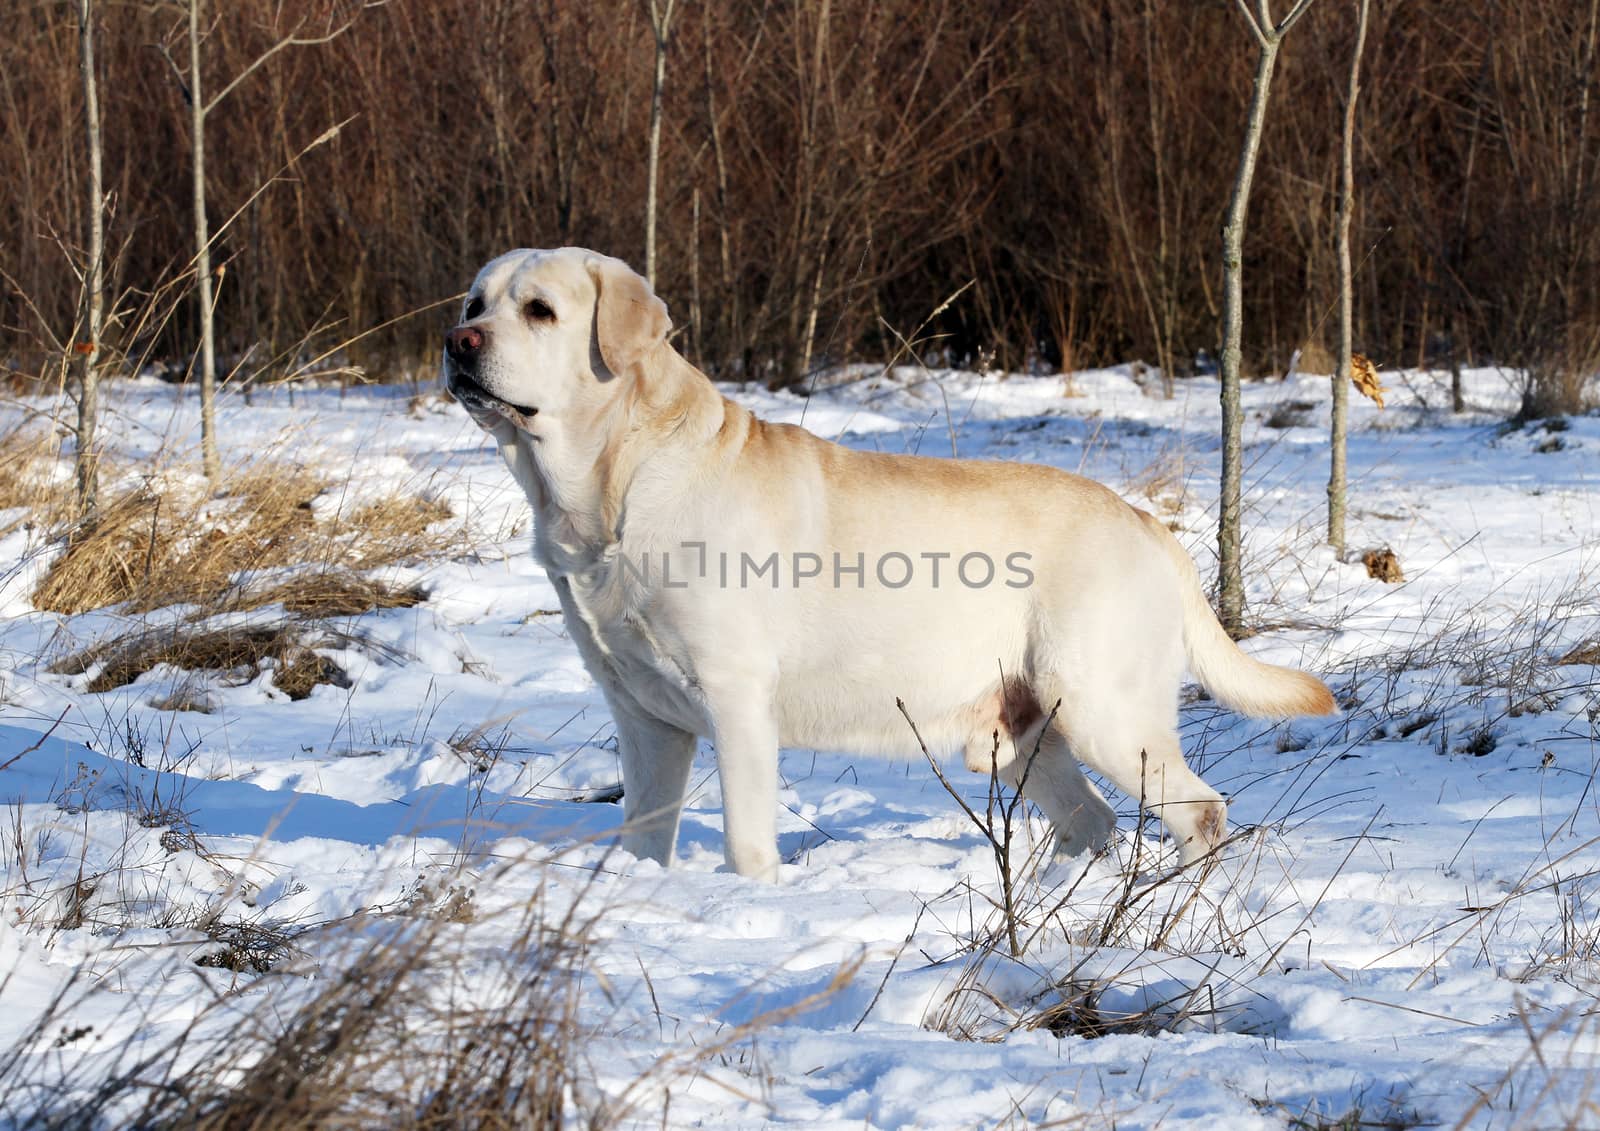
[894,696,1275,1045]
[396,871,479,924]
[239,572,429,618]
[1557,639,1600,667]
[0,851,852,1130]
[0,872,599,1131]
[190,917,306,975]
[23,454,452,699]
[0,427,75,535]
[1129,447,1190,519]
[31,461,451,616]
[42,568,424,703]
[32,463,322,614]
[51,621,363,699]
[326,494,458,572]
[350,493,455,541]
[0,832,859,1130]
[35,467,435,697]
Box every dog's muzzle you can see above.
[443,324,538,417]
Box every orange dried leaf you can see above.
[1351,353,1385,408]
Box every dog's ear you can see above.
[588,256,671,378]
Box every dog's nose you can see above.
[445,325,484,362]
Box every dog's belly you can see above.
[770,586,1038,759]
[569,570,1041,759]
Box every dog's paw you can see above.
[1176,800,1229,867]
[1052,811,1117,860]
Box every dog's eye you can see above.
[523,298,555,322]
[464,296,484,320]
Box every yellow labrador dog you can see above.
[444,247,1335,881]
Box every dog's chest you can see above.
[548,564,707,731]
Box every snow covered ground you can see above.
[1,363,1597,1128]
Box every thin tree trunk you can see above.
[1218,37,1280,636]
[783,0,828,388]
[1106,106,1169,399]
[643,0,677,289]
[76,0,104,518]
[690,184,702,360]
[538,18,573,241]
[189,0,220,479]
[1143,0,1176,395]
[702,7,737,367]
[1219,0,1316,637]
[1329,0,1369,556]
[799,244,827,382]
[1449,312,1465,412]
[175,0,363,475]
[1449,55,1487,413]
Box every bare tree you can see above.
[75,0,105,517]
[166,0,369,478]
[1328,0,1370,555]
[183,0,221,477]
[642,0,679,289]
[699,3,737,369]
[1217,0,1318,636]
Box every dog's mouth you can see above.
[449,369,538,418]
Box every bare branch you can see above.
[204,5,377,115]
[153,41,191,104]
[0,709,71,774]
[1255,0,1275,30]
[1230,0,1268,46]
[1277,0,1319,35]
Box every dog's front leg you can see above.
[707,697,782,882]
[615,709,697,868]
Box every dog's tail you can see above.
[1139,510,1337,719]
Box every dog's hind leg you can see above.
[998,726,1117,859]
[1030,670,1224,865]
[1066,711,1224,864]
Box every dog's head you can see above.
[443,248,671,433]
